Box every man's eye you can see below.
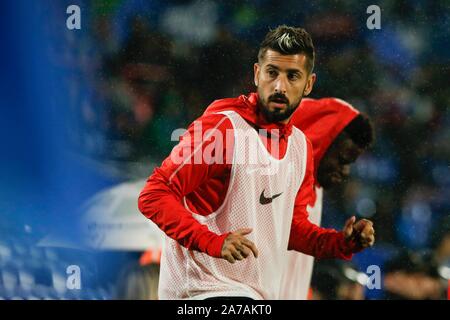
[288,73,299,81]
[339,156,350,165]
[268,70,277,77]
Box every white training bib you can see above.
[159,111,308,299]
[280,186,323,299]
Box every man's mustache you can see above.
[268,94,289,104]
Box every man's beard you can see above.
[259,91,303,123]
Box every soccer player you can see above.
[280,97,375,299]
[138,25,375,299]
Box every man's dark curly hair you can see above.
[343,113,375,149]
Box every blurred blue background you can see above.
[0,0,449,299]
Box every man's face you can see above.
[317,135,364,189]
[254,49,316,123]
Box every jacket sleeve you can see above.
[138,113,233,258]
[288,138,361,260]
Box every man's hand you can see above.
[221,228,259,263]
[343,216,375,248]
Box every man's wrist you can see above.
[205,232,231,258]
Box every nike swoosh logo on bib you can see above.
[259,189,283,205]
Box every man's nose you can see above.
[341,165,350,177]
[274,76,287,94]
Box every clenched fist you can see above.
[221,228,259,263]
[343,216,375,248]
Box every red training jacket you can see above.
[138,93,360,259]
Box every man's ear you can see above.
[254,63,260,87]
[303,73,316,96]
